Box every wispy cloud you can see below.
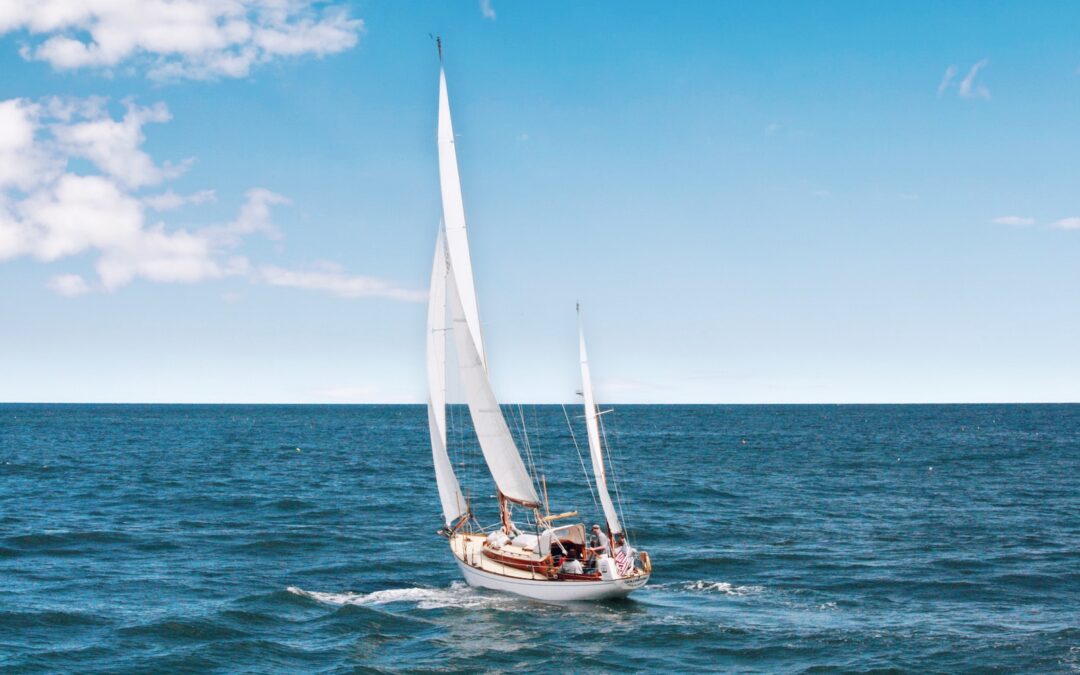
[0,96,419,300]
[479,0,497,20]
[937,65,957,97]
[48,273,91,297]
[1051,217,1080,230]
[144,189,216,212]
[992,215,1035,226]
[0,1,363,80]
[958,59,990,100]
[938,59,990,100]
[261,263,425,301]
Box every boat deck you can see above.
[451,533,548,580]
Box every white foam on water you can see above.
[286,582,513,611]
[682,580,765,596]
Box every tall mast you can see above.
[578,307,623,535]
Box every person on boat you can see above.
[614,533,636,575]
[588,524,611,556]
[560,553,584,575]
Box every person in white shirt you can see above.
[560,553,584,575]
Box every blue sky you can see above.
[1,1,1078,403]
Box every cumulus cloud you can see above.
[1051,217,1080,230]
[0,96,419,299]
[261,263,426,301]
[938,59,990,100]
[992,215,1035,227]
[479,0,496,20]
[0,0,362,80]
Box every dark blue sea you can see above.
[2,404,1078,673]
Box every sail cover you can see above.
[446,259,540,506]
[438,68,486,369]
[579,323,623,535]
[427,228,468,526]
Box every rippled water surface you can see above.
[2,404,1078,672]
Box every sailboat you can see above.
[426,44,651,601]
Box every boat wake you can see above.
[286,582,514,611]
[680,580,765,596]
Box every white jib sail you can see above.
[579,322,623,535]
[446,259,540,507]
[427,227,467,526]
[438,67,487,369]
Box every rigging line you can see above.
[563,403,600,516]
[599,410,631,537]
[531,404,545,484]
[506,403,542,515]
[518,403,543,499]
[607,415,638,544]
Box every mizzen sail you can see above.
[579,318,623,535]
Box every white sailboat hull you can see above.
[449,534,648,601]
[455,558,649,601]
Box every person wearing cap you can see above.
[587,524,611,556]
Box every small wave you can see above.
[681,580,765,596]
[286,582,511,610]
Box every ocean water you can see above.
[1,403,1078,673]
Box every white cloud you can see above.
[0,0,362,80]
[1,96,419,300]
[958,59,990,100]
[51,100,191,188]
[1051,217,1080,230]
[261,264,426,301]
[480,0,496,20]
[48,273,91,297]
[938,60,990,100]
[992,215,1035,227]
[144,188,216,211]
[937,65,957,97]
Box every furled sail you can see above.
[446,258,540,507]
[579,320,623,535]
[438,67,486,369]
[427,227,467,526]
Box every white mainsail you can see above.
[427,227,468,526]
[436,65,540,508]
[579,320,623,535]
[438,67,486,369]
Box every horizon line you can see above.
[2,400,1078,406]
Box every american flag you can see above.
[614,546,633,575]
